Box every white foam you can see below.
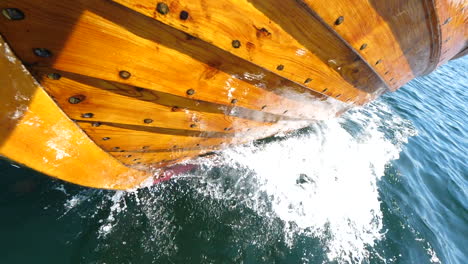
[190,100,416,262]
[57,100,416,262]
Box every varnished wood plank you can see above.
[0,0,344,120]
[301,0,414,90]
[34,68,289,123]
[433,0,468,68]
[37,69,277,133]
[110,149,215,166]
[113,0,388,103]
[77,120,309,153]
[0,37,151,190]
[302,0,442,89]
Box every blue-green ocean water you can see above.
[0,57,466,264]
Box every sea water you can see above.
[0,57,466,263]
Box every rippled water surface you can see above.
[0,57,466,264]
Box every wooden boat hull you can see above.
[0,0,466,189]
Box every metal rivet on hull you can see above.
[232,40,241,48]
[81,113,94,118]
[47,73,61,80]
[156,2,169,15]
[68,95,85,104]
[335,16,344,25]
[33,48,52,58]
[2,8,25,20]
[180,11,189,20]
[119,70,131,79]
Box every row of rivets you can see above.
[333,15,392,89]
[157,2,190,21]
[23,1,295,120]
[4,9,57,62]
[152,3,312,111]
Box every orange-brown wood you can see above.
[77,120,308,154]
[0,37,151,190]
[0,0,465,189]
[434,0,468,67]
[0,0,345,120]
[37,69,278,133]
[110,149,216,166]
[301,0,441,90]
[113,0,388,103]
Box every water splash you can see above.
[57,100,416,263]
[186,101,415,262]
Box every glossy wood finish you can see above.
[77,120,308,153]
[110,149,215,167]
[302,0,442,90]
[434,0,467,67]
[0,0,337,120]
[114,0,389,103]
[0,37,151,189]
[36,69,277,134]
[0,0,466,189]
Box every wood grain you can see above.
[433,0,467,67]
[37,69,278,133]
[110,149,216,166]
[0,0,465,184]
[0,36,151,190]
[77,120,309,153]
[114,0,388,102]
[301,0,441,90]
[0,0,343,120]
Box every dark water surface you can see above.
[1,57,466,264]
